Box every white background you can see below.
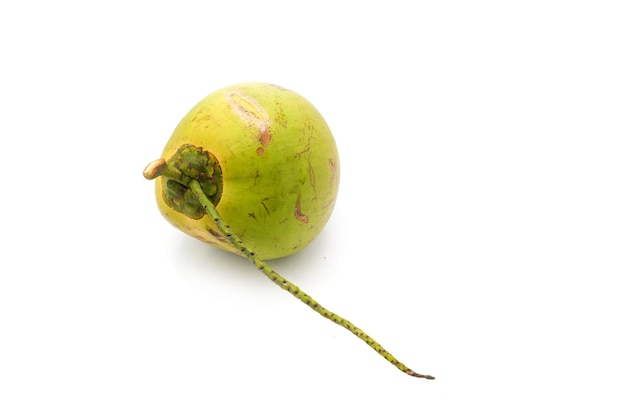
[1,1,625,416]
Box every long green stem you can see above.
[188,179,434,379]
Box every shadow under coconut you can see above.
[170,217,339,296]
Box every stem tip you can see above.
[143,158,166,180]
[407,369,435,380]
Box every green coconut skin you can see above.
[154,82,340,260]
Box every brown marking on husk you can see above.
[328,158,337,180]
[294,193,309,223]
[226,91,272,146]
[207,228,229,243]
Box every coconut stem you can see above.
[187,179,434,380]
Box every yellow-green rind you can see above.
[155,82,340,260]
